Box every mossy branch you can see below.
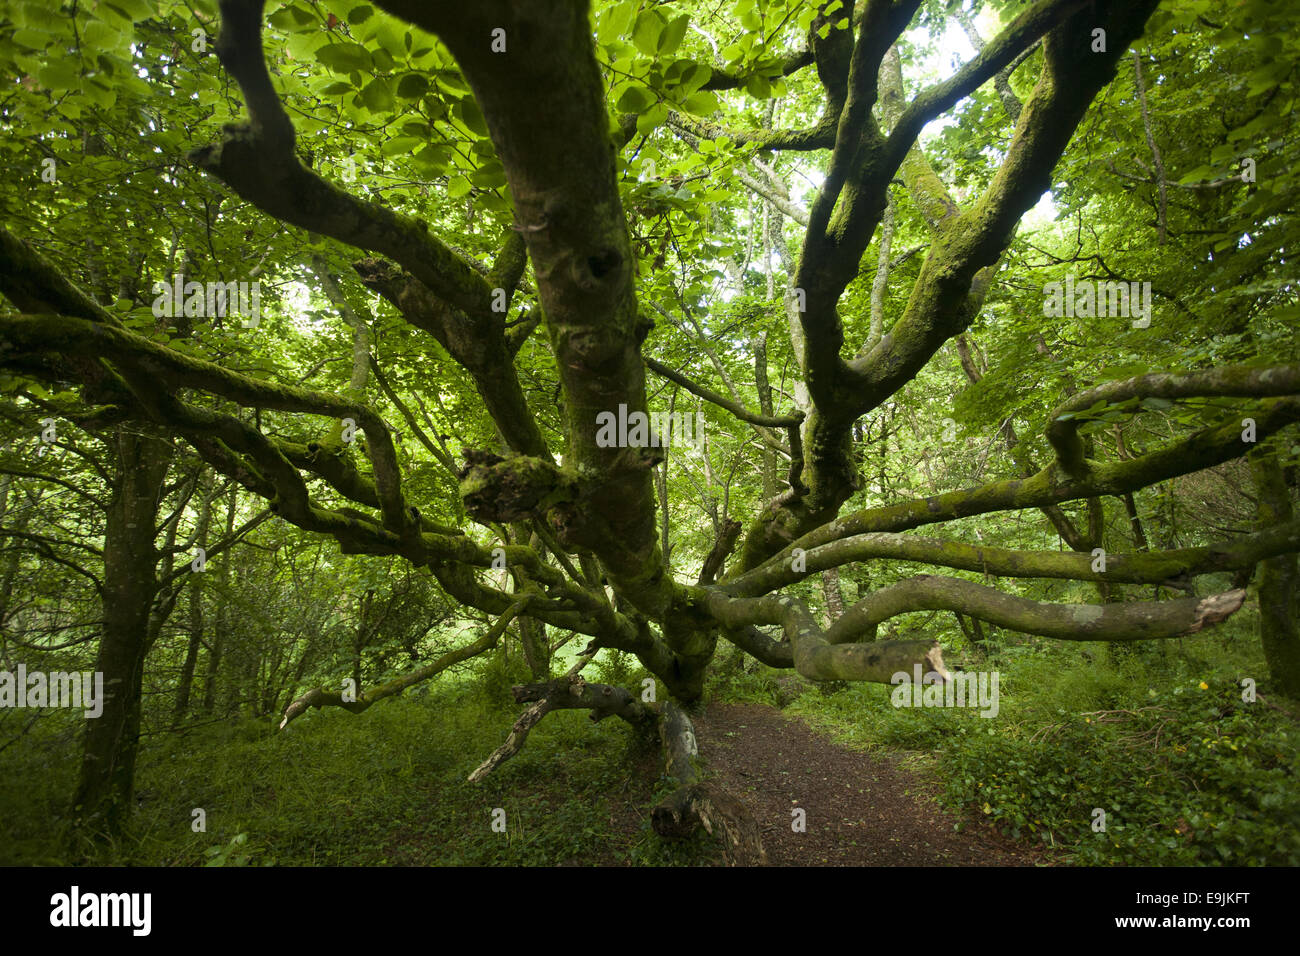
[725,518,1300,598]
[279,596,533,729]
[826,576,1246,645]
[193,0,492,315]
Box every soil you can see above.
[690,701,1055,866]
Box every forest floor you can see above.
[691,702,1053,866]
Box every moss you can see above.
[457,451,578,523]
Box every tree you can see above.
[1,0,1297,858]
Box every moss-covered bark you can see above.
[71,428,172,837]
[1250,447,1300,697]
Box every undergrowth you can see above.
[711,609,1299,865]
[0,655,710,866]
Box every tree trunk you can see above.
[71,428,171,836]
[171,483,213,728]
[173,583,203,728]
[201,491,238,715]
[1250,446,1300,697]
[518,616,549,681]
[0,477,33,668]
[753,332,778,499]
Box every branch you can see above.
[665,111,834,153]
[2,312,416,536]
[885,0,1084,163]
[158,509,272,588]
[734,167,809,226]
[0,539,102,592]
[702,48,815,92]
[698,518,742,586]
[367,356,457,476]
[466,647,603,783]
[512,675,655,724]
[353,259,550,458]
[280,596,532,728]
[191,0,491,315]
[1046,363,1300,479]
[0,465,106,508]
[644,356,803,429]
[725,518,1300,598]
[702,588,949,683]
[954,8,1029,124]
[788,396,1300,553]
[826,576,1247,645]
[719,625,793,668]
[1131,50,1169,244]
[865,193,894,351]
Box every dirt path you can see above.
[692,702,1052,866]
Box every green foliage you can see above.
[203,832,270,867]
[472,644,538,712]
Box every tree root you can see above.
[650,700,768,865]
[469,684,768,864]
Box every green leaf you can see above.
[680,90,718,116]
[658,14,689,56]
[13,1,63,29]
[745,73,771,99]
[80,20,126,53]
[347,4,374,25]
[395,73,428,99]
[636,102,668,136]
[632,10,665,57]
[381,135,424,157]
[359,77,394,113]
[371,22,406,60]
[455,98,488,136]
[616,84,656,113]
[598,0,638,45]
[38,59,81,92]
[436,71,470,93]
[679,62,712,94]
[80,77,117,109]
[102,0,155,22]
[413,144,452,173]
[269,4,312,31]
[11,29,52,51]
[316,42,372,73]
[1177,164,1214,185]
[470,161,506,188]
[447,175,472,198]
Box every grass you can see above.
[0,658,715,866]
